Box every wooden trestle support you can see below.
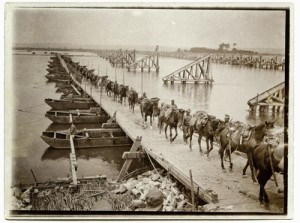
[247,82,285,112]
[126,52,160,72]
[162,53,214,84]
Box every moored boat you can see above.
[45,110,109,124]
[41,129,132,149]
[45,98,96,110]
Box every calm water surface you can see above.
[11,52,285,185]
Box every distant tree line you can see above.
[186,43,257,54]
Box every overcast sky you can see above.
[12,8,286,50]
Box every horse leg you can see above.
[164,124,168,139]
[150,115,153,130]
[229,150,233,172]
[198,134,203,155]
[169,126,173,144]
[242,159,250,177]
[171,127,178,143]
[189,128,193,150]
[219,146,226,173]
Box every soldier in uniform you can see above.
[182,109,192,144]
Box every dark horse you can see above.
[218,121,274,177]
[187,111,214,157]
[113,82,119,101]
[140,98,160,129]
[105,80,114,96]
[253,141,285,209]
[118,85,129,105]
[238,121,275,182]
[158,104,185,143]
[127,89,139,113]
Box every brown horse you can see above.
[118,85,129,105]
[158,104,185,143]
[140,98,160,129]
[218,121,274,176]
[218,121,244,172]
[187,111,212,154]
[238,121,275,182]
[253,141,285,209]
[127,89,139,113]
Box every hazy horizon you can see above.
[10,7,286,54]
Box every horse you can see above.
[253,141,285,209]
[113,82,119,101]
[118,85,129,105]
[187,111,212,155]
[158,104,185,143]
[127,89,139,113]
[105,81,114,96]
[196,116,223,159]
[218,121,274,176]
[140,98,160,129]
[218,121,245,172]
[238,121,275,182]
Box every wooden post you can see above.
[69,114,73,123]
[117,136,142,182]
[69,135,78,186]
[189,169,195,211]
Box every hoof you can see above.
[204,151,208,154]
[222,169,226,173]
[207,157,211,161]
[278,188,284,193]
[229,168,233,172]
[253,181,258,185]
[242,175,248,178]
[200,151,204,156]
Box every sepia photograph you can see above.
[4,2,293,220]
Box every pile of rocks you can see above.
[11,186,33,210]
[112,169,191,211]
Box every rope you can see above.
[144,148,162,178]
[17,109,45,116]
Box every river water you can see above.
[10,51,285,185]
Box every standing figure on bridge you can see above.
[165,100,178,120]
[138,92,147,103]
[69,123,77,135]
[182,109,192,144]
[224,114,230,124]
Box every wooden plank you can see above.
[247,82,285,106]
[117,136,142,182]
[122,151,146,159]
[71,84,81,96]
[70,135,75,154]
[69,153,78,187]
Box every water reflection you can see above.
[246,110,284,126]
[41,146,130,169]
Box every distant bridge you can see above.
[162,53,213,84]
